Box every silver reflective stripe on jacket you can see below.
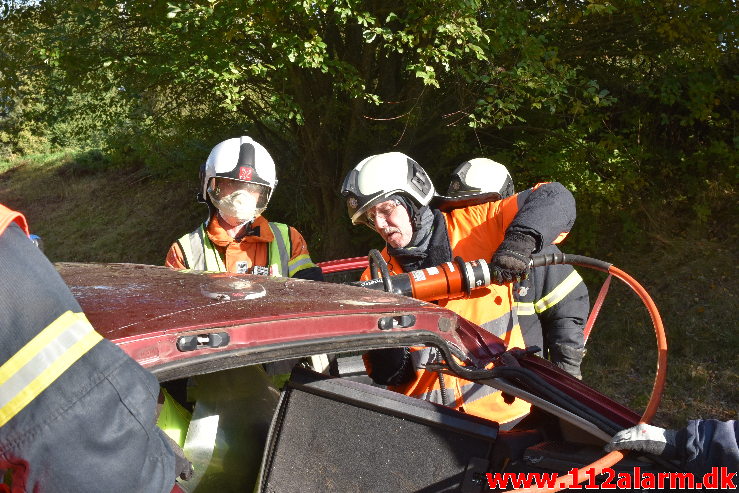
[178,223,225,272]
[458,381,499,405]
[267,222,290,276]
[0,311,102,426]
[480,311,517,339]
[514,270,585,316]
[534,270,584,313]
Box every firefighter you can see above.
[340,152,576,428]
[0,204,188,492]
[166,136,322,280]
[605,420,738,477]
[447,158,588,379]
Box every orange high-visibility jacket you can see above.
[0,204,29,237]
[166,214,318,277]
[361,183,576,425]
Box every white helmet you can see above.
[447,158,514,199]
[199,136,278,221]
[340,152,435,226]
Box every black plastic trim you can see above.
[151,330,452,382]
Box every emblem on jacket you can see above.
[235,261,249,274]
[518,286,529,297]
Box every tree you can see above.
[1,0,734,257]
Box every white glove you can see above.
[604,423,678,458]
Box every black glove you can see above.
[549,343,585,380]
[162,432,194,481]
[491,231,536,284]
[604,423,679,458]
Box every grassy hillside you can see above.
[1,151,736,429]
[0,150,204,264]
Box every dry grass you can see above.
[0,152,204,264]
[580,237,738,428]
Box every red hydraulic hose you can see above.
[344,249,668,492]
[316,256,368,274]
[583,274,612,343]
[508,262,668,492]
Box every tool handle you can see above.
[530,252,612,272]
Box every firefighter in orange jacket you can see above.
[340,152,576,428]
[447,158,588,379]
[0,204,187,491]
[166,136,322,281]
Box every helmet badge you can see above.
[239,166,253,181]
[347,197,358,209]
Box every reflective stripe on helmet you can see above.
[0,311,102,427]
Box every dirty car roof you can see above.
[55,263,471,374]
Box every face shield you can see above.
[207,178,271,224]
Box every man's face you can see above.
[208,178,269,226]
[365,199,414,248]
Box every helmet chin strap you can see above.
[404,202,427,246]
[408,208,425,246]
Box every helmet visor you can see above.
[348,192,398,228]
[208,178,270,209]
[447,176,477,197]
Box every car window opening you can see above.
[156,348,635,493]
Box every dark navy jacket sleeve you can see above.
[509,183,576,251]
[0,223,176,492]
[534,246,588,355]
[678,419,738,476]
[514,244,588,378]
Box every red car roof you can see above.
[55,263,479,372]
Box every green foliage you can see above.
[0,0,736,257]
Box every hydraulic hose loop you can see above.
[608,266,668,422]
[368,249,393,293]
[507,255,668,493]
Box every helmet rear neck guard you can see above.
[341,152,435,227]
[200,136,278,207]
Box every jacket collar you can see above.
[207,214,274,246]
[389,208,451,271]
